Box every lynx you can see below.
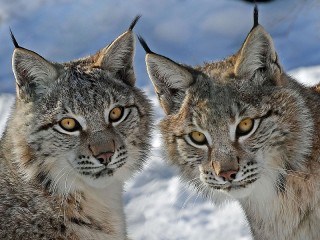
[0,16,152,240]
[139,8,320,240]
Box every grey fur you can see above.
[143,21,320,239]
[0,18,153,240]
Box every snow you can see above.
[1,0,320,239]
[0,94,14,137]
[290,65,320,87]
[124,154,250,240]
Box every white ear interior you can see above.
[235,25,278,78]
[146,54,193,92]
[94,31,136,86]
[12,48,58,97]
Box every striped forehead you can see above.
[53,72,133,114]
[187,85,245,128]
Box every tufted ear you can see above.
[91,16,141,86]
[234,6,282,85]
[138,36,193,115]
[12,41,59,101]
[234,25,281,78]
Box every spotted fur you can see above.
[0,16,153,240]
[141,13,320,240]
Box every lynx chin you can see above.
[0,16,153,240]
[139,8,320,240]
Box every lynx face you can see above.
[9,18,152,194]
[25,70,151,189]
[160,80,312,199]
[140,24,313,200]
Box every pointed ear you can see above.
[91,16,140,86]
[138,36,193,114]
[12,48,59,100]
[234,25,282,83]
[146,54,193,114]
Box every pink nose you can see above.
[96,152,114,165]
[218,170,238,181]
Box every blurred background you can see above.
[0,0,320,93]
[1,1,320,239]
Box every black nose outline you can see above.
[95,151,114,165]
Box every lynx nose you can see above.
[212,160,239,182]
[218,170,238,182]
[88,136,116,165]
[96,152,114,165]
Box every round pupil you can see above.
[61,119,75,129]
[191,132,205,143]
[239,119,253,132]
[110,107,122,120]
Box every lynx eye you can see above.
[189,131,207,145]
[236,118,254,136]
[59,118,81,132]
[109,107,124,122]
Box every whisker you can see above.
[57,169,73,223]
[67,176,77,196]
[264,166,312,181]
[169,177,199,209]
[177,189,196,222]
[263,168,307,216]
[50,167,68,195]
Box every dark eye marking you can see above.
[122,109,132,122]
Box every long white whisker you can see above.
[57,169,73,223]
[67,176,77,196]
[177,189,195,222]
[265,166,313,181]
[50,167,68,195]
[169,177,199,209]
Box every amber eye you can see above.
[109,107,124,122]
[189,131,207,145]
[236,118,254,136]
[59,118,81,132]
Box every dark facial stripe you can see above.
[122,109,132,122]
[126,104,143,117]
[70,217,91,226]
[69,217,102,231]
[36,122,56,132]
[275,172,287,194]
[35,171,52,192]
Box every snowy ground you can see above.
[1,0,320,239]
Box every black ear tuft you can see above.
[137,35,153,54]
[253,4,259,28]
[128,15,141,31]
[10,28,20,48]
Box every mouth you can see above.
[204,177,259,192]
[93,168,115,178]
[91,161,128,178]
[76,165,115,179]
[75,156,128,179]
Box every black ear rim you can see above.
[137,35,153,54]
[128,15,141,31]
[253,4,259,28]
[10,28,20,48]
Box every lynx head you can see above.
[140,17,313,200]
[7,16,152,194]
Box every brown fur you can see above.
[141,20,320,239]
[1,16,152,240]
